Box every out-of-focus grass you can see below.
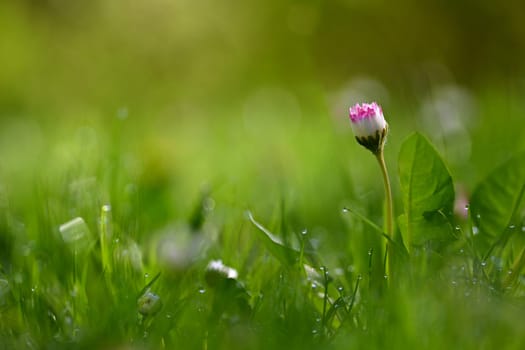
[0,86,525,349]
[1,1,525,348]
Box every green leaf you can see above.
[398,133,455,248]
[470,152,525,254]
[246,211,301,266]
[342,207,408,256]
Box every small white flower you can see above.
[205,259,238,287]
[349,102,388,154]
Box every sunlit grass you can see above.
[1,90,525,349]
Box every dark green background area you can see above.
[1,0,525,115]
[1,0,524,193]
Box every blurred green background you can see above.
[2,0,525,113]
[1,0,525,212]
[1,0,524,218]
[1,1,525,348]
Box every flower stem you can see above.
[376,149,393,279]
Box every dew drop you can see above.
[312,329,318,334]
[464,205,469,211]
[357,274,363,281]
[144,273,150,279]
[383,275,388,280]
[342,207,349,213]
[301,229,308,235]
[472,226,479,235]
[337,286,344,292]
[48,311,57,323]
[368,249,373,256]
[138,292,162,316]
[481,261,487,267]
[198,288,206,294]
[451,280,457,286]
[509,225,516,229]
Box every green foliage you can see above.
[398,132,455,249]
[1,101,525,349]
[2,2,525,346]
[247,211,302,266]
[470,152,525,255]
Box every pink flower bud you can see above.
[349,102,388,154]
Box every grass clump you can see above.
[0,99,525,350]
